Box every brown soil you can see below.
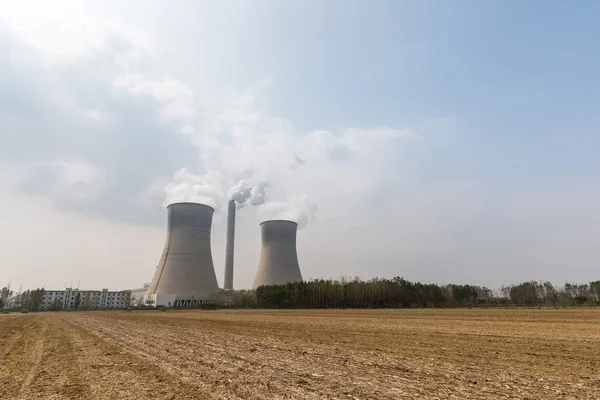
[1,309,599,399]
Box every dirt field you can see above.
[1,309,599,399]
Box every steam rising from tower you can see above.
[253,220,303,289]
[146,202,219,300]
[228,178,268,208]
[223,200,235,290]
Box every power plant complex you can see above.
[143,201,304,306]
[16,200,305,310]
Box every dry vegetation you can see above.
[1,309,599,399]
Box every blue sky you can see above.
[171,0,600,185]
[267,0,600,180]
[0,1,599,290]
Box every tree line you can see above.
[211,277,600,309]
[3,278,599,311]
[0,288,46,312]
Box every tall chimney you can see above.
[224,200,236,289]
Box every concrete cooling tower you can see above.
[146,202,219,304]
[252,220,303,289]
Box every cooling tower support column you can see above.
[224,200,235,290]
[252,220,303,289]
[146,202,219,301]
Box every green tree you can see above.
[29,289,45,311]
[81,294,91,310]
[73,293,81,309]
[1,287,12,305]
[590,281,600,302]
[509,282,539,306]
[542,282,558,306]
[19,290,32,311]
[49,298,63,311]
[574,295,588,307]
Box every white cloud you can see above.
[19,160,106,201]
[112,74,198,122]
[2,1,598,292]
[129,82,420,226]
[0,3,428,288]
[258,195,318,229]
[81,108,110,122]
[0,1,154,64]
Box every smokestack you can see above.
[224,199,235,289]
[252,220,303,289]
[146,202,219,301]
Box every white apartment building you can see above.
[41,288,131,310]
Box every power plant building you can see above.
[253,220,303,289]
[129,283,150,307]
[145,202,219,306]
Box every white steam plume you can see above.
[163,168,225,209]
[155,84,414,225]
[228,178,269,209]
[258,195,317,229]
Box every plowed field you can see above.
[1,309,599,399]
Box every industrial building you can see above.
[40,288,131,310]
[145,202,219,306]
[253,220,303,289]
[129,283,150,306]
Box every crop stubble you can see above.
[1,309,599,399]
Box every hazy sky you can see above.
[1,0,599,291]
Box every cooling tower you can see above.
[252,220,303,289]
[223,200,235,290]
[146,202,219,301]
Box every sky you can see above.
[1,0,599,291]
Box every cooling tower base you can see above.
[173,299,214,307]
